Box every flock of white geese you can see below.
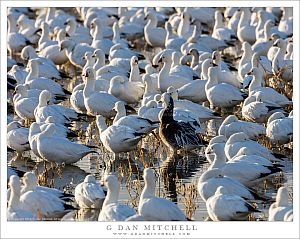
[7,7,293,221]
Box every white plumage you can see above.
[75,175,105,209]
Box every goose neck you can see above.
[57,30,66,42]
[264,23,273,41]
[112,26,120,42]
[103,186,119,207]
[160,97,174,123]
[249,74,262,93]
[94,57,105,71]
[141,178,156,199]
[8,16,17,33]
[144,79,154,94]
[158,60,172,88]
[8,187,21,210]
[114,107,126,123]
[129,64,140,82]
[238,10,250,29]
[210,152,226,169]
[83,77,96,97]
[25,65,39,83]
[94,24,103,41]
[67,20,76,36]
[145,17,157,30]
[46,8,55,22]
[191,53,199,68]
[96,117,108,134]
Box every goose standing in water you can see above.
[159,93,205,157]
[205,66,247,109]
[96,115,146,159]
[113,101,159,133]
[138,168,188,221]
[7,121,30,159]
[206,186,260,221]
[7,176,37,221]
[98,175,135,221]
[36,124,97,164]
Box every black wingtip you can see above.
[244,203,261,213]
[67,131,78,138]
[125,105,136,113]
[59,71,72,79]
[63,88,72,95]
[16,62,25,67]
[139,68,146,74]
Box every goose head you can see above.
[167,86,178,100]
[160,92,173,108]
[212,51,222,65]
[82,51,93,61]
[215,186,228,196]
[267,112,285,124]
[273,38,286,49]
[39,90,51,106]
[64,18,76,34]
[59,39,76,52]
[241,42,252,54]
[206,143,225,158]
[14,84,28,96]
[235,147,251,157]
[45,116,56,123]
[84,175,97,183]
[21,46,37,61]
[8,175,21,193]
[82,67,95,79]
[188,48,199,58]
[199,168,224,182]
[227,132,249,144]
[220,115,239,126]
[7,121,22,132]
[144,11,156,21]
[247,67,259,77]
[113,101,126,113]
[276,186,289,207]
[130,56,139,67]
[22,172,37,189]
[110,76,126,87]
[157,53,172,64]
[90,18,102,30]
[209,135,227,145]
[92,49,106,61]
[42,123,57,136]
[143,168,156,187]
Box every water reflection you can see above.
[62,208,100,221]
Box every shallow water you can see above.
[7,111,293,221]
[6,6,293,221]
